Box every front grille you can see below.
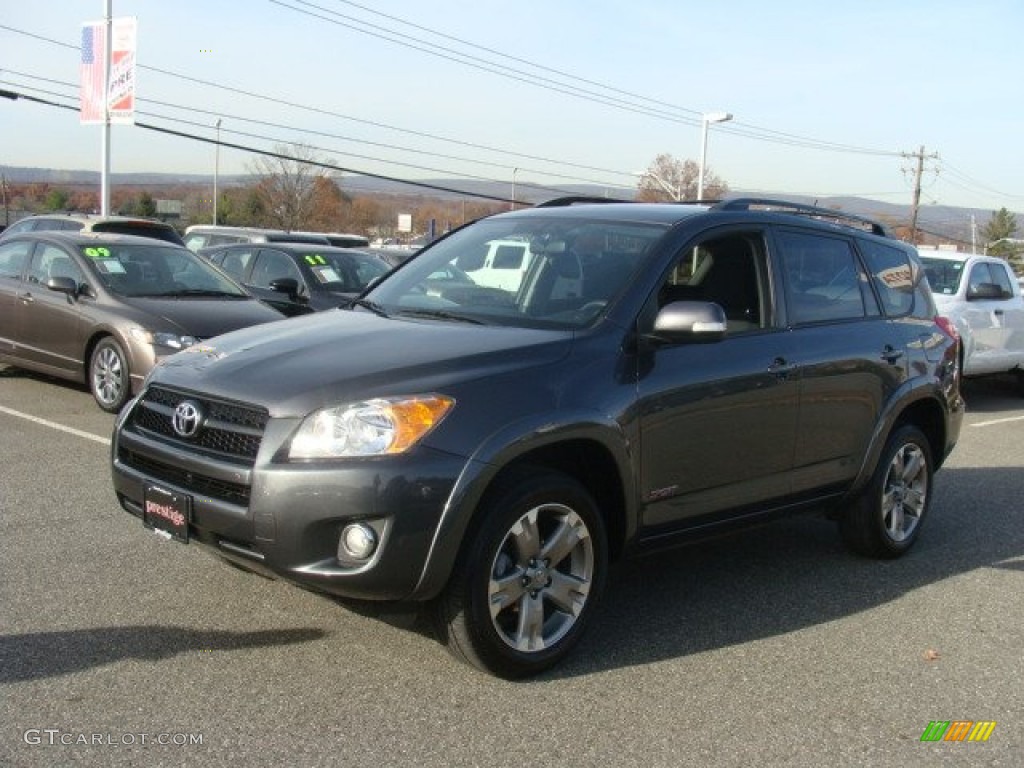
[119,448,250,505]
[129,385,268,462]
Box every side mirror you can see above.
[46,276,80,298]
[966,282,1007,301]
[645,301,727,345]
[269,277,300,299]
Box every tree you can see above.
[248,143,337,230]
[982,207,1021,262]
[44,188,70,211]
[636,153,729,202]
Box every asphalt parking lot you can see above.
[1,365,1021,768]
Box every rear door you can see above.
[0,240,35,354]
[15,242,89,374]
[773,227,901,494]
[247,248,312,316]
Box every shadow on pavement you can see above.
[0,626,327,683]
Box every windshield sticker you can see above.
[311,266,341,283]
[304,254,327,266]
[82,246,111,259]
[94,259,127,274]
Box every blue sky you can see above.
[2,0,1022,213]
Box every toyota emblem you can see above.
[171,400,204,438]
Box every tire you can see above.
[434,468,608,679]
[89,337,132,413]
[840,425,933,559]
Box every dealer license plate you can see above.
[143,485,191,543]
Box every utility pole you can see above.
[902,145,939,244]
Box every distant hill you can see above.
[3,165,1013,246]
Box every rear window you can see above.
[860,240,916,316]
[920,258,965,295]
[91,222,185,246]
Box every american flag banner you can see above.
[80,22,106,124]
[80,17,137,125]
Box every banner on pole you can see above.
[80,17,137,125]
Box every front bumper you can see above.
[111,392,468,601]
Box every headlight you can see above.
[129,328,198,350]
[289,395,455,459]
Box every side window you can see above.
[27,245,85,285]
[859,240,915,316]
[250,249,302,290]
[0,241,33,278]
[218,248,255,280]
[776,230,868,325]
[659,233,768,333]
[968,262,1013,299]
[3,219,38,236]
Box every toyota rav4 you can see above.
[111,198,963,678]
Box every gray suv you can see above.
[111,198,964,678]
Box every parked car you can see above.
[919,251,1024,393]
[0,214,185,246]
[112,198,963,678]
[291,231,370,248]
[182,225,331,252]
[201,242,392,316]
[0,231,283,412]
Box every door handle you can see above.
[881,345,904,364]
[768,357,797,378]
[17,292,34,303]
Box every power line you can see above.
[0,86,529,203]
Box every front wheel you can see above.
[89,337,132,413]
[840,425,933,558]
[434,468,608,679]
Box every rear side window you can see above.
[776,230,870,325]
[859,240,915,316]
[0,240,32,278]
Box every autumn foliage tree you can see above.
[636,153,728,202]
[248,143,338,231]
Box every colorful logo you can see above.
[920,721,996,742]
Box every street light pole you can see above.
[213,118,222,225]
[697,111,733,200]
[637,170,682,202]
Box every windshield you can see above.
[302,251,391,293]
[920,257,966,295]
[78,243,249,298]
[364,217,668,329]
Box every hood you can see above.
[122,296,283,338]
[153,310,574,416]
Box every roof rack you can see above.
[535,196,632,208]
[713,198,890,237]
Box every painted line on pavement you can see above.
[0,405,111,446]
[971,414,1024,428]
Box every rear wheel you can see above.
[434,468,607,679]
[89,337,132,413]
[841,425,933,558]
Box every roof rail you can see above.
[713,198,890,237]
[535,195,632,208]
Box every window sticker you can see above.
[311,266,341,283]
[82,246,111,259]
[95,259,127,274]
[304,254,327,266]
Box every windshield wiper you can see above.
[396,309,486,325]
[351,298,389,317]
[170,289,247,298]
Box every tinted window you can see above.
[776,230,868,324]
[217,248,255,280]
[860,240,915,316]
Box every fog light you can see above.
[339,523,377,561]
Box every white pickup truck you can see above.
[919,251,1024,393]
